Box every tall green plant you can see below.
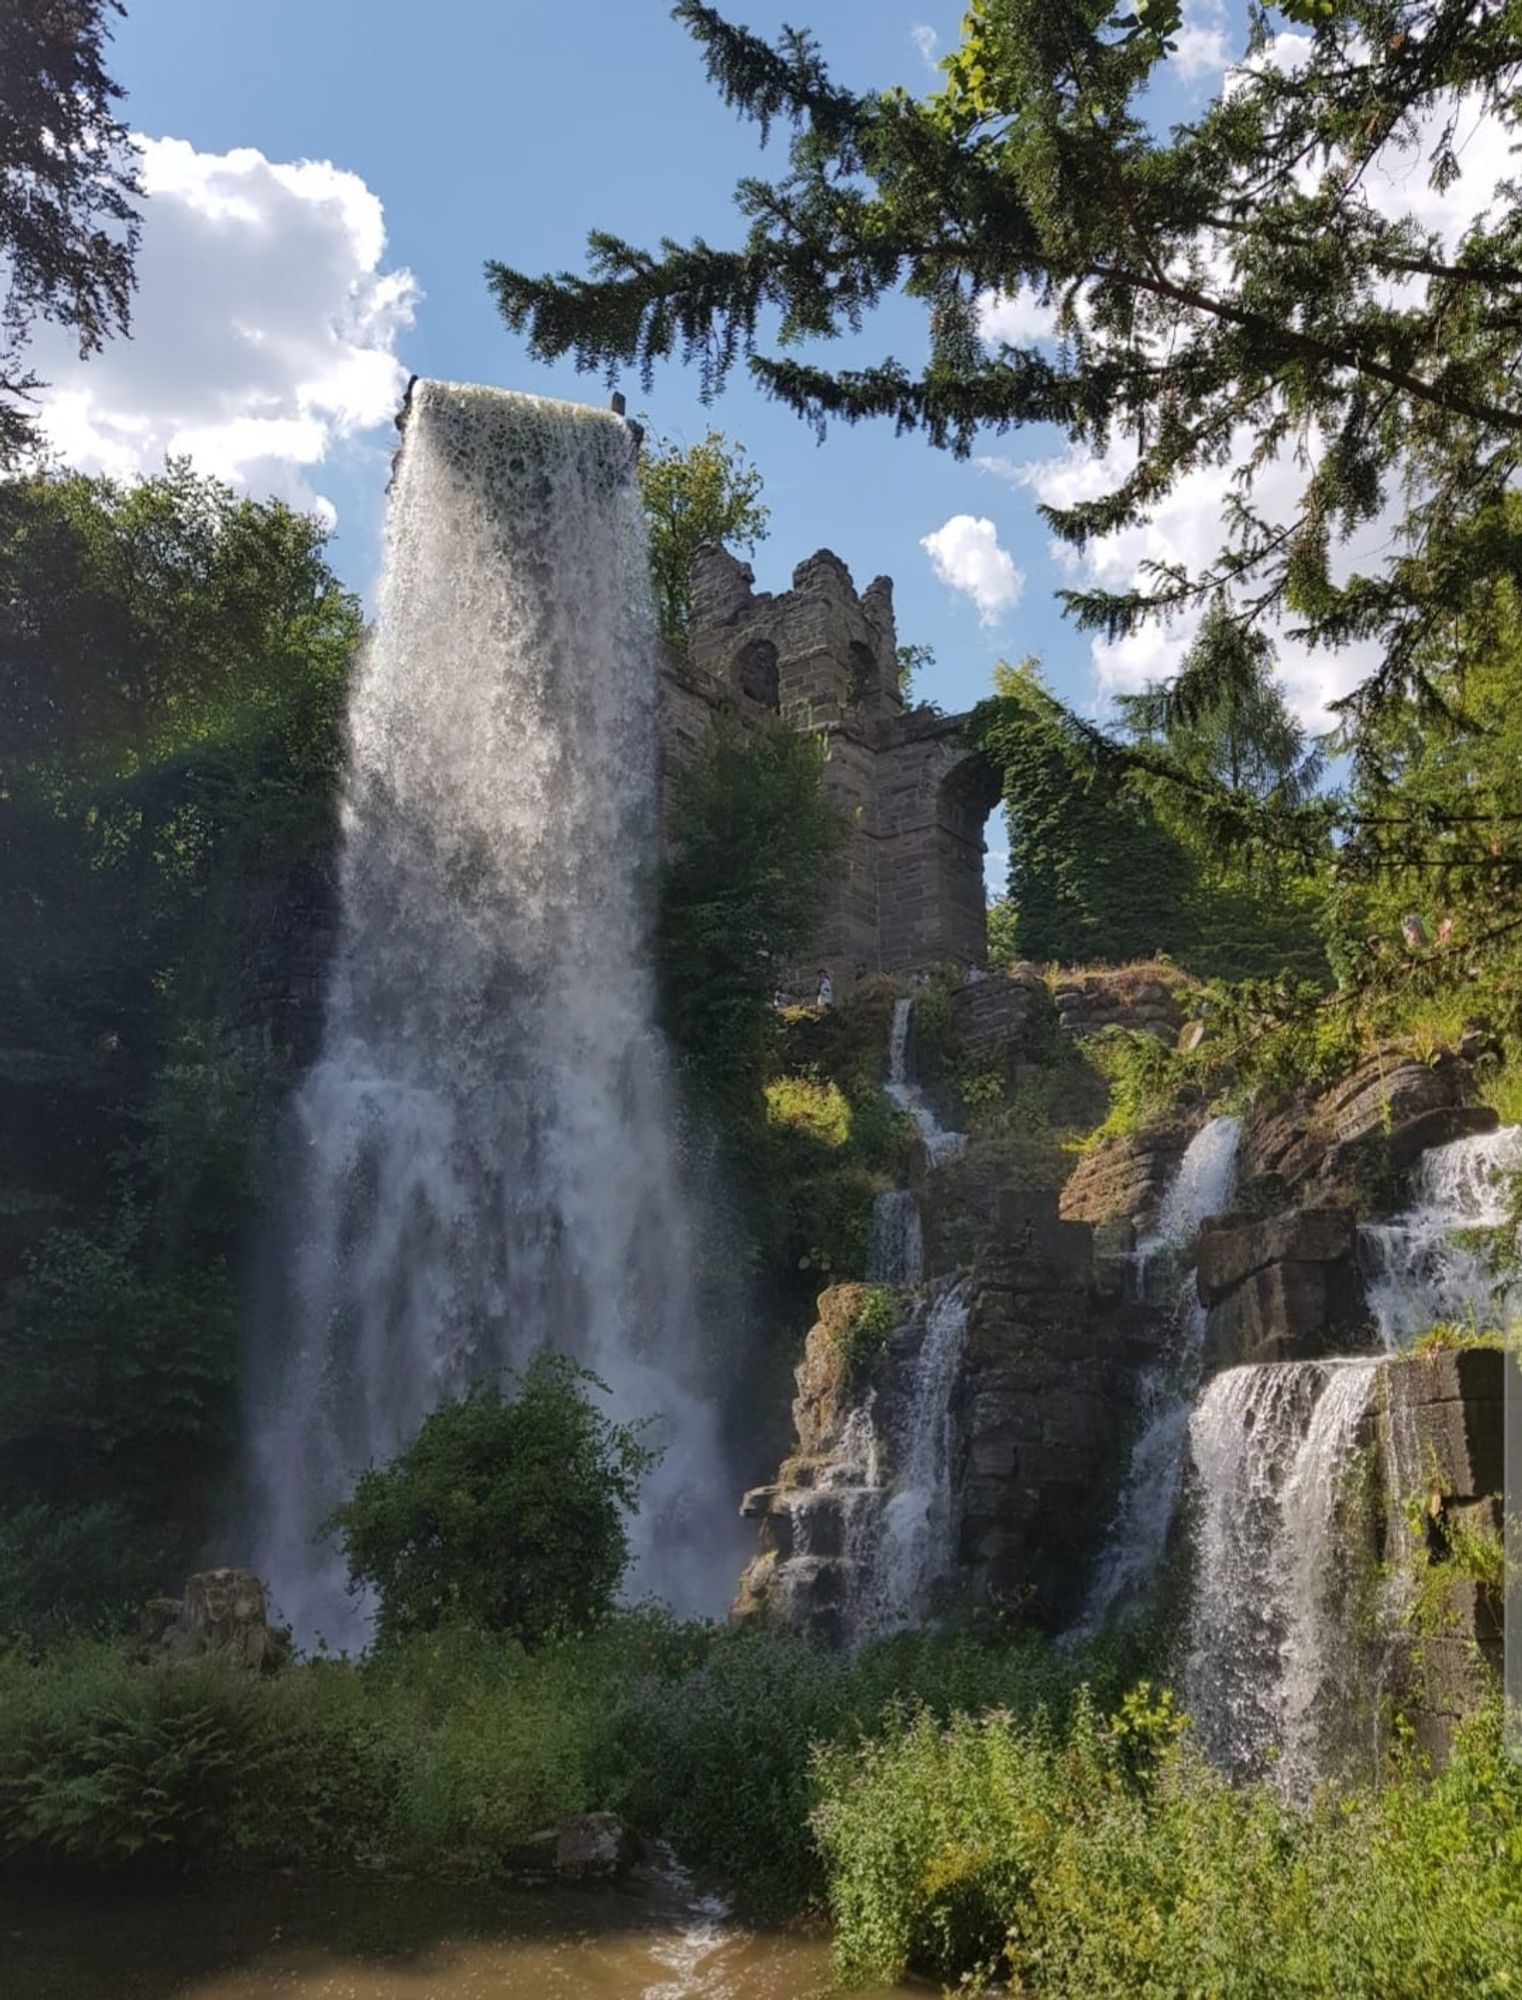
[636,427,768,648]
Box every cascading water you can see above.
[1184,1359,1380,1788]
[866,1190,924,1286]
[885,996,966,1165]
[1071,1116,1241,1636]
[245,383,736,1648]
[1360,1125,1522,1348]
[873,1279,971,1631]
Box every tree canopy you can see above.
[326,1359,658,1647]
[0,0,140,464]
[638,424,769,646]
[490,0,1522,752]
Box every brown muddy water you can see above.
[0,1864,920,1999]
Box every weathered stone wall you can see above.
[960,1192,1156,1624]
[1380,1348,1504,1763]
[1051,962,1190,1042]
[674,545,1002,985]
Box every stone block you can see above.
[1195,1206,1358,1306]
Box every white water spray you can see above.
[246,384,735,1647]
[1072,1116,1241,1635]
[867,1190,924,1286]
[1360,1125,1522,1349]
[1184,1359,1379,1787]
[885,997,966,1165]
[873,1279,971,1630]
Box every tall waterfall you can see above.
[1184,1360,1379,1787]
[875,1279,971,1629]
[1072,1115,1241,1636]
[246,383,734,1647]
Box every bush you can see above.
[813,1694,1522,1995]
[326,1357,658,1647]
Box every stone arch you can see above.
[735,637,780,708]
[933,746,1007,969]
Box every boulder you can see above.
[554,1812,637,1881]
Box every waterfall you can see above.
[885,996,967,1165]
[1184,1360,1379,1788]
[872,1279,971,1631]
[1071,1116,1242,1635]
[1359,1125,1522,1349]
[245,383,735,1648]
[867,1190,924,1286]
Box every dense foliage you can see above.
[326,1361,658,1648]
[0,0,140,462]
[0,465,358,1640]
[658,719,845,1114]
[971,660,1328,980]
[492,0,1522,760]
[4,1619,1517,2000]
[815,1697,1522,1995]
[636,425,768,646]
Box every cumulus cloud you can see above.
[29,136,418,524]
[910,23,939,74]
[921,515,1025,625]
[976,284,1059,347]
[1172,20,1232,81]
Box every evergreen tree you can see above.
[1115,603,1323,804]
[0,1,140,463]
[490,0,1522,746]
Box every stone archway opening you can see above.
[933,748,1007,971]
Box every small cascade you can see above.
[872,1279,972,1631]
[885,996,967,1165]
[1072,1116,1242,1635]
[1184,1359,1380,1788]
[867,1190,924,1285]
[1359,1125,1522,1348]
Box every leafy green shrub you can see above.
[813,1693,1522,1996]
[0,1643,392,1869]
[326,1358,658,1647]
[1081,1027,1187,1147]
[0,1503,180,1646]
[763,1070,851,1146]
[832,1285,905,1373]
[614,1625,1093,1915]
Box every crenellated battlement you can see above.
[661,543,1003,984]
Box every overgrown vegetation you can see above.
[0,465,358,1640]
[814,1695,1522,1995]
[635,426,768,648]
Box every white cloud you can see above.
[28,136,418,524]
[984,64,1511,732]
[921,514,1025,624]
[910,23,939,74]
[976,284,1058,347]
[1171,21,1231,82]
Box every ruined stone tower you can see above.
[661,545,1002,983]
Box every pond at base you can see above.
[2,1871,917,2000]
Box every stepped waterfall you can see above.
[1072,1115,1242,1637]
[1177,1124,1519,1785]
[246,384,734,1648]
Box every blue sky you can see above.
[43,1,1159,730]
[40,1,1492,765]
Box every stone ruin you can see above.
[661,545,1005,986]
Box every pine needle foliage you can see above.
[489,0,1522,746]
